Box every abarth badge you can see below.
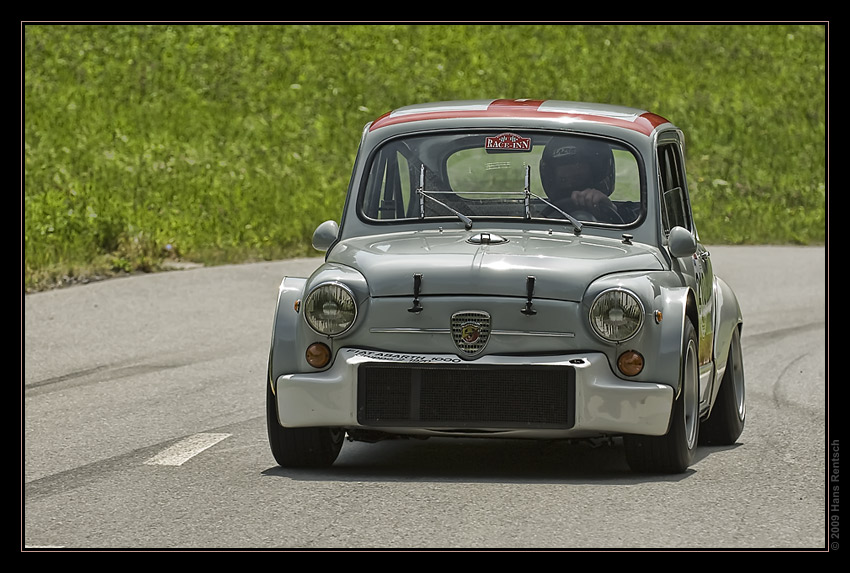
[461,322,481,343]
[451,311,491,355]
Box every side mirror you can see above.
[668,226,697,258]
[311,220,339,251]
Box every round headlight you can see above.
[589,288,644,342]
[303,282,357,336]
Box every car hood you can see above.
[328,230,664,302]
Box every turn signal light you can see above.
[617,350,644,377]
[305,342,331,368]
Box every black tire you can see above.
[700,327,746,445]
[266,379,344,468]
[624,320,700,473]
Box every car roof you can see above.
[369,99,672,137]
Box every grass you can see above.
[23,23,827,292]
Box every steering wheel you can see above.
[594,202,626,224]
[541,203,625,225]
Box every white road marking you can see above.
[144,433,231,466]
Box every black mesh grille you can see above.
[357,363,575,429]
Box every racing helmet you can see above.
[539,137,615,198]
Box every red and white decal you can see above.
[485,132,532,151]
[369,99,670,136]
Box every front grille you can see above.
[357,363,575,429]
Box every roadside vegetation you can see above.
[23,24,826,292]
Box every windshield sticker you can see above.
[485,133,532,152]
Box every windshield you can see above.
[358,131,643,227]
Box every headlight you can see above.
[589,288,644,342]
[303,282,357,336]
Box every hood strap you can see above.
[408,273,424,314]
[521,275,537,315]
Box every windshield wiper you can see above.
[417,164,473,230]
[523,165,582,235]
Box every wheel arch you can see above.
[267,276,308,395]
[656,285,699,398]
[709,275,744,405]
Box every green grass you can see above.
[23,23,826,292]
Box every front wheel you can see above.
[624,320,700,473]
[266,379,344,468]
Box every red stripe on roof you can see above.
[369,100,668,136]
[638,112,669,131]
[489,98,547,108]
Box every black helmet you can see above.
[539,137,615,197]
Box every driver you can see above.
[539,137,620,222]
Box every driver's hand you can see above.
[569,188,612,211]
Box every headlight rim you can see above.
[588,287,645,343]
[303,281,358,337]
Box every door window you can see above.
[658,143,692,234]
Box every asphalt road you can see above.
[23,246,829,550]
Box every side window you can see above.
[363,146,412,219]
[657,143,692,234]
[396,152,411,216]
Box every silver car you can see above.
[266,99,746,474]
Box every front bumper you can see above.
[273,348,674,438]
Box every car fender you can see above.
[585,272,693,392]
[267,276,308,393]
[656,285,696,398]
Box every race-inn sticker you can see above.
[485,132,532,152]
